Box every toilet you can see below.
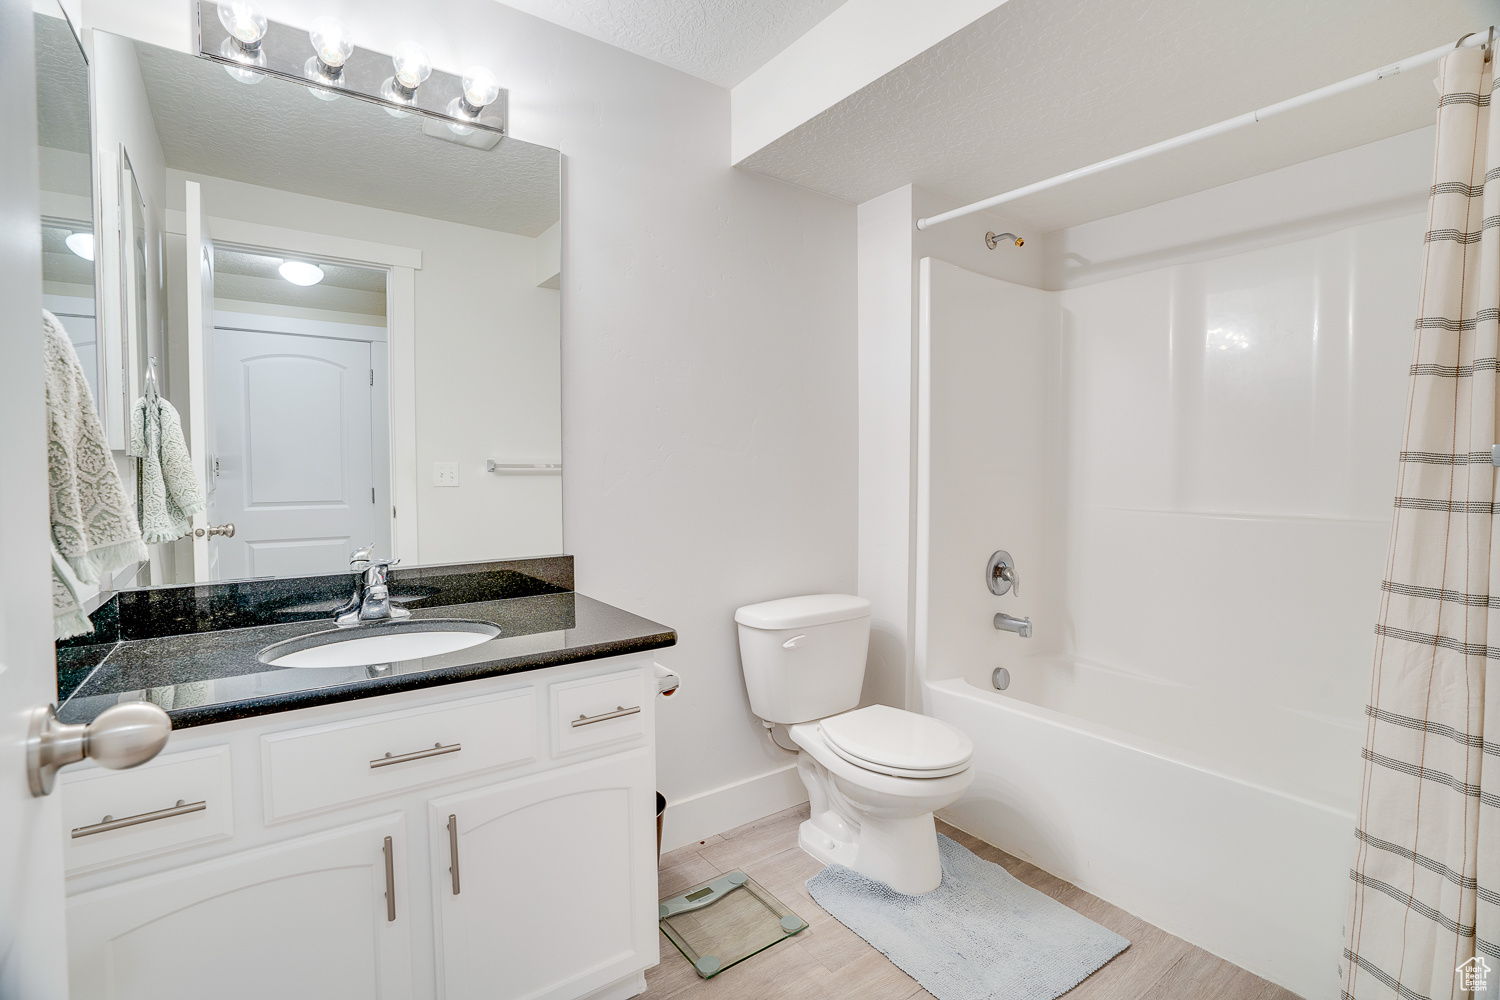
[735,594,974,895]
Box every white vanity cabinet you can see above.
[66,815,411,1000]
[60,655,658,1000]
[432,749,657,1000]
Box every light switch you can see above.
[433,462,460,487]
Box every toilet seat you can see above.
[818,705,972,779]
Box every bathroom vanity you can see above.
[54,558,674,1000]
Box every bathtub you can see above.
[926,659,1359,1000]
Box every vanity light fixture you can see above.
[446,66,500,135]
[64,232,95,261]
[278,260,325,286]
[195,3,507,142]
[304,15,353,100]
[381,42,431,117]
[217,1,267,84]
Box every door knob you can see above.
[195,523,235,538]
[27,702,171,797]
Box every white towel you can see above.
[44,309,147,638]
[130,393,205,544]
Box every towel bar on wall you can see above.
[485,461,561,474]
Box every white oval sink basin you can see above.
[260,620,500,669]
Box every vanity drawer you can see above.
[262,688,535,822]
[61,745,233,876]
[551,668,646,756]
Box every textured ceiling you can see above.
[493,0,850,87]
[740,0,1500,233]
[214,248,388,316]
[135,41,560,237]
[36,12,89,154]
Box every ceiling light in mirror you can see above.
[278,261,325,286]
[65,232,95,261]
[217,1,267,48]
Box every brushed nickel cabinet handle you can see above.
[71,798,206,838]
[447,814,461,895]
[570,705,641,728]
[369,742,461,768]
[383,836,396,922]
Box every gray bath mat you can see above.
[806,834,1129,1000]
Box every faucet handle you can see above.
[349,543,375,569]
[986,550,1019,597]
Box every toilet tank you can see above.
[735,595,872,725]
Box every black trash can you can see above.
[656,792,666,862]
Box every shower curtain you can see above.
[1343,42,1500,1000]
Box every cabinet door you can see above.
[432,749,656,1000]
[66,815,411,1000]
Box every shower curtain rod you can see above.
[914,30,1494,231]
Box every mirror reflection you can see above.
[36,6,99,408]
[59,27,562,602]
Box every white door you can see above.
[182,180,220,582]
[66,816,411,999]
[431,750,658,1000]
[213,328,385,578]
[0,3,70,995]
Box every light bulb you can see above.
[217,1,267,48]
[65,232,95,261]
[392,42,431,91]
[461,67,499,109]
[219,37,266,84]
[309,16,353,71]
[278,261,325,286]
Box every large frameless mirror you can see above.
[36,3,102,421]
[84,26,562,588]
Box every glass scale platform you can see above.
[658,870,808,978]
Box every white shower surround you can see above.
[914,203,1425,999]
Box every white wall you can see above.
[84,0,858,847]
[164,170,563,563]
[857,182,1043,711]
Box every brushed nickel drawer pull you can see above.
[383,836,396,922]
[369,742,461,768]
[571,705,641,728]
[71,799,206,838]
[447,814,461,895]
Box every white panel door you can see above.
[431,749,658,1000]
[66,815,411,1000]
[213,328,386,579]
[0,3,70,994]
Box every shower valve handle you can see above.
[986,550,1019,596]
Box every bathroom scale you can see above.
[658,870,808,978]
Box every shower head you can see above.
[985,231,1024,250]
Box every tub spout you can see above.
[994,612,1032,638]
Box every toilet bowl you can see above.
[734,596,975,895]
[789,706,973,894]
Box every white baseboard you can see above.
[659,762,808,852]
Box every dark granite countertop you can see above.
[56,558,676,728]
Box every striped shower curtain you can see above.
[1342,42,1500,1000]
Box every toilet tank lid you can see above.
[735,594,872,630]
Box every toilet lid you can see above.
[820,705,973,773]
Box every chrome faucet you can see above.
[993,612,1033,638]
[335,545,411,626]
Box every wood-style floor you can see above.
[645,803,1302,1000]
